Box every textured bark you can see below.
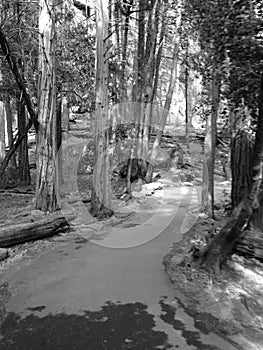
[35,0,60,213]
[0,121,32,184]
[202,67,220,218]
[17,99,30,185]
[0,29,38,130]
[0,212,74,247]
[185,42,189,150]
[199,75,263,273]
[119,1,131,102]
[231,130,253,208]
[145,34,181,182]
[62,93,69,138]
[56,89,63,185]
[234,230,263,262]
[90,0,113,219]
[4,98,16,168]
[0,100,4,162]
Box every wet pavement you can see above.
[0,187,239,349]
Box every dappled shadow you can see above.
[0,301,173,350]
[159,299,222,350]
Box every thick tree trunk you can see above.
[17,99,30,185]
[231,130,253,208]
[199,75,263,273]
[234,229,263,262]
[35,0,60,213]
[56,91,63,185]
[90,0,113,219]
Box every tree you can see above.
[198,74,263,273]
[0,71,5,163]
[90,0,113,218]
[35,0,60,213]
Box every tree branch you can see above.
[0,29,38,131]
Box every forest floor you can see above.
[0,116,262,349]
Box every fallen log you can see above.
[0,212,76,247]
[233,230,263,262]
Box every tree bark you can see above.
[17,98,31,185]
[231,130,253,208]
[4,98,16,168]
[202,65,220,218]
[0,100,4,162]
[145,33,181,182]
[0,29,38,131]
[199,75,263,273]
[35,0,60,213]
[0,212,75,247]
[90,0,113,219]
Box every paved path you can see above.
[0,187,238,350]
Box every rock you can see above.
[0,248,8,262]
[31,210,46,218]
[199,212,209,219]
[141,182,163,196]
[142,182,163,192]
[214,202,223,210]
[182,182,193,187]
[131,179,143,192]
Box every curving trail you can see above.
[0,187,238,350]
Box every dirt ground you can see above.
[1,117,262,349]
[163,208,263,350]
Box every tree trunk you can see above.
[35,0,60,213]
[199,75,263,273]
[4,98,16,168]
[0,99,5,163]
[0,212,75,247]
[62,92,69,138]
[56,89,63,185]
[202,66,220,218]
[90,0,113,219]
[0,29,38,131]
[185,41,190,150]
[17,99,30,185]
[231,130,253,208]
[145,34,181,183]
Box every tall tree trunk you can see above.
[4,97,16,168]
[231,130,253,208]
[0,29,38,131]
[56,92,63,185]
[90,0,113,219]
[17,98,30,185]
[62,92,69,138]
[0,99,5,163]
[0,69,4,162]
[119,1,131,102]
[35,0,60,213]
[185,41,189,150]
[145,20,181,183]
[202,65,220,218]
[199,75,263,273]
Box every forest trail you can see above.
[0,186,238,350]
